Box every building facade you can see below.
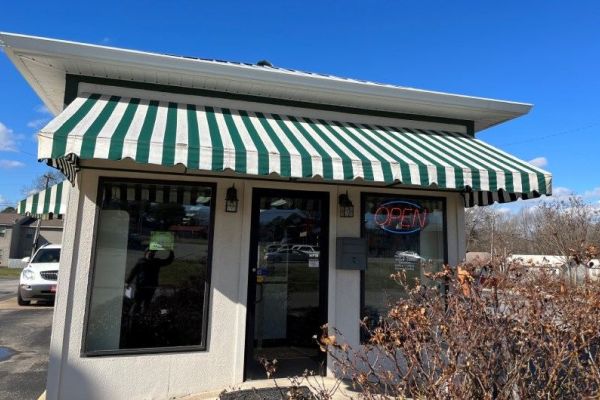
[1,32,552,400]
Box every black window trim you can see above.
[359,191,448,343]
[81,177,217,357]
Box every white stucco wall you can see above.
[46,163,465,400]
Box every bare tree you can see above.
[21,170,65,196]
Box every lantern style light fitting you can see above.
[338,191,354,218]
[225,184,239,213]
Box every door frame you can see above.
[243,188,330,380]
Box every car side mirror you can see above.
[21,256,31,264]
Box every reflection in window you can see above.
[362,196,445,335]
[85,181,213,354]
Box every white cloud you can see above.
[552,186,573,198]
[583,187,600,199]
[0,122,19,152]
[528,156,548,168]
[0,160,25,169]
[35,104,51,115]
[27,118,50,129]
[27,104,53,130]
[101,37,111,44]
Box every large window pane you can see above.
[362,195,445,332]
[85,180,213,354]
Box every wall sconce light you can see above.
[225,184,239,213]
[338,191,354,218]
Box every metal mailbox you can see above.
[336,237,367,270]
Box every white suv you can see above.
[18,244,61,306]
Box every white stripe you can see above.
[121,99,150,161]
[38,97,88,155]
[25,195,33,215]
[49,185,58,214]
[62,95,111,158]
[326,121,385,182]
[147,101,169,165]
[296,118,346,181]
[196,107,213,171]
[245,112,282,176]
[309,118,366,180]
[385,127,459,189]
[93,97,129,159]
[440,132,517,192]
[174,104,189,166]
[262,114,304,178]
[58,184,68,215]
[212,107,236,171]
[396,128,457,188]
[279,115,324,178]
[230,110,259,175]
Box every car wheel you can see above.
[17,288,31,306]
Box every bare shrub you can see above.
[321,245,600,399]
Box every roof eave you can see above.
[0,32,532,132]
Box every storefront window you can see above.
[362,195,445,334]
[84,180,214,355]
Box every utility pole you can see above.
[31,172,53,256]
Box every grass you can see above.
[0,268,22,279]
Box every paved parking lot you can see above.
[0,279,53,400]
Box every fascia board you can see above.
[0,32,533,130]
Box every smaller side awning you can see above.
[17,181,69,217]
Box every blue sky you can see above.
[1,1,599,210]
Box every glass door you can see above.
[245,189,329,380]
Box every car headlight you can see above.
[22,268,35,280]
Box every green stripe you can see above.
[370,125,442,188]
[271,114,314,178]
[298,118,354,180]
[19,199,26,215]
[186,105,200,170]
[238,111,270,175]
[254,112,292,177]
[413,129,486,192]
[439,131,521,193]
[135,100,159,164]
[334,122,395,182]
[262,113,312,177]
[108,98,140,160]
[350,123,419,185]
[284,116,334,180]
[162,102,178,166]
[387,127,470,190]
[204,106,224,171]
[51,94,102,158]
[316,119,375,181]
[42,187,52,214]
[31,193,39,215]
[222,109,247,173]
[80,96,121,159]
[455,132,544,194]
[54,182,63,215]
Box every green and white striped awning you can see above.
[38,93,552,207]
[17,181,69,216]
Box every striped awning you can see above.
[17,181,69,216]
[38,93,552,207]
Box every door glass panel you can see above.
[247,193,326,379]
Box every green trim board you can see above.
[39,93,551,207]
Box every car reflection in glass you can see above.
[265,249,310,263]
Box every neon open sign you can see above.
[374,200,429,234]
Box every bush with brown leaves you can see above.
[322,246,600,399]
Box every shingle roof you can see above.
[0,212,22,226]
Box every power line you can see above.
[497,121,600,147]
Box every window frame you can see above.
[359,191,448,342]
[81,177,217,357]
